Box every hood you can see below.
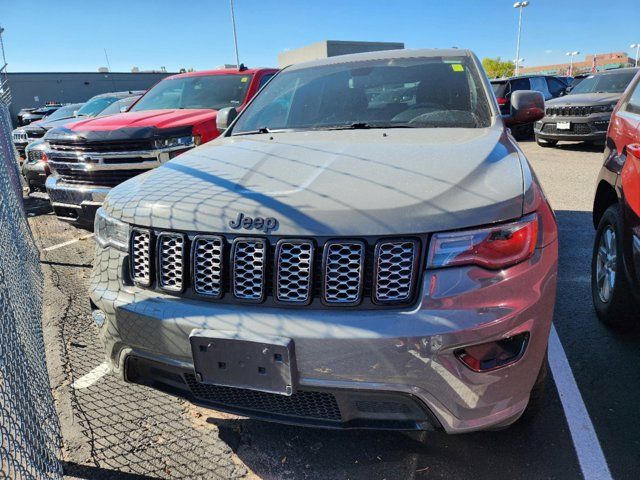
[547,92,620,106]
[25,115,80,132]
[104,127,525,236]
[64,109,217,131]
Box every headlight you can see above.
[95,208,129,251]
[592,103,616,113]
[154,135,196,150]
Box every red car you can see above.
[44,67,278,225]
[591,69,640,324]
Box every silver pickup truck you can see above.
[90,48,557,434]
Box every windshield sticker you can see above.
[241,77,249,83]
[451,64,464,72]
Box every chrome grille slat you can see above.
[232,238,267,301]
[130,229,151,286]
[157,233,185,292]
[374,240,418,303]
[323,241,365,305]
[192,235,224,298]
[276,240,314,304]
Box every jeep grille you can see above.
[129,231,421,308]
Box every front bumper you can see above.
[90,237,558,433]
[534,113,610,142]
[45,175,111,224]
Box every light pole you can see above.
[230,0,241,70]
[566,51,580,76]
[513,1,529,76]
[631,44,640,67]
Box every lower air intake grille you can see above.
[157,233,185,292]
[276,240,314,303]
[323,241,365,305]
[184,374,342,421]
[130,229,151,286]
[192,235,224,298]
[232,238,266,301]
[374,240,418,303]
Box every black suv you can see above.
[491,75,569,138]
[534,68,639,147]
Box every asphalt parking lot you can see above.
[27,139,639,480]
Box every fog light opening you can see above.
[92,309,106,327]
[455,332,530,372]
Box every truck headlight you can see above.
[95,208,129,251]
[592,103,616,113]
[154,135,197,150]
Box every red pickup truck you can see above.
[45,67,278,225]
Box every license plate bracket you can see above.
[557,121,571,130]
[190,329,296,396]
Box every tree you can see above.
[482,57,515,79]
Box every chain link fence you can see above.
[0,104,63,479]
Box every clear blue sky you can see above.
[0,0,636,72]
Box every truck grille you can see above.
[546,106,593,117]
[129,230,422,308]
[51,166,144,186]
[48,139,154,152]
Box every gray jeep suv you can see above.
[90,49,558,433]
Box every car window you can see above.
[232,56,493,133]
[76,96,120,117]
[508,78,530,93]
[547,77,567,97]
[257,73,275,90]
[99,96,140,115]
[626,78,640,115]
[529,77,551,99]
[491,82,507,97]
[42,104,81,122]
[569,71,637,95]
[131,74,254,111]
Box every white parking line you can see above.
[71,362,110,389]
[548,325,612,480]
[42,233,94,252]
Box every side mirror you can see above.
[503,90,544,127]
[73,110,79,117]
[216,107,238,133]
[565,85,574,94]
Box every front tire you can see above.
[535,136,558,147]
[591,204,637,326]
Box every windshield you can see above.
[232,56,492,134]
[43,104,81,122]
[77,96,120,117]
[130,74,253,112]
[99,96,141,115]
[569,71,637,94]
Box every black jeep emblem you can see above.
[229,213,279,233]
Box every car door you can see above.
[616,74,640,286]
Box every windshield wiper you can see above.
[326,122,424,130]
[233,127,275,136]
